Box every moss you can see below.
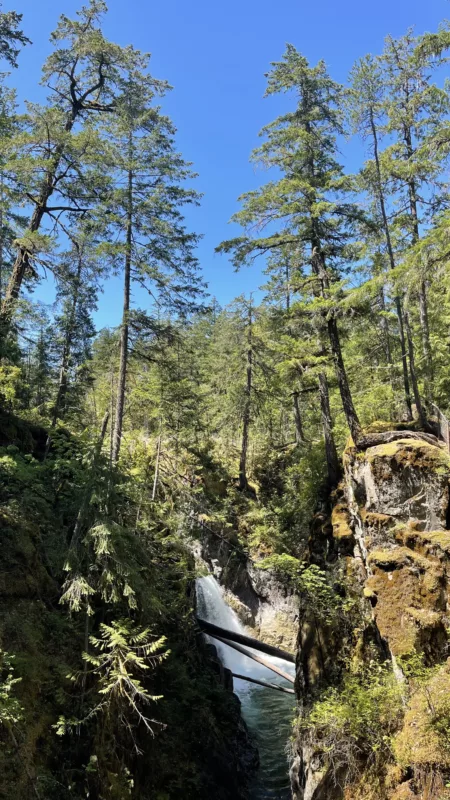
[365,547,445,657]
[412,529,450,555]
[388,783,418,799]
[331,503,354,540]
[394,665,450,770]
[360,509,393,527]
[366,438,450,477]
[404,607,442,627]
[368,547,430,571]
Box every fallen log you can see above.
[213,635,295,684]
[196,617,295,663]
[232,672,295,694]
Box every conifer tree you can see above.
[348,54,414,418]
[219,46,362,444]
[0,1,143,348]
[51,237,97,425]
[98,66,202,463]
[381,30,450,398]
[0,2,29,68]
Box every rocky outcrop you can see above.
[292,430,450,800]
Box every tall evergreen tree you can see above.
[381,30,450,398]
[219,46,363,445]
[98,66,203,463]
[51,237,97,425]
[348,54,414,418]
[0,1,142,348]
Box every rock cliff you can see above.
[291,430,450,800]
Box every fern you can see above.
[81,619,168,739]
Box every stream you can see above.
[196,575,295,800]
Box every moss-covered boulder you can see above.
[347,438,450,531]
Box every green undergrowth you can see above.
[0,413,252,799]
[188,441,327,561]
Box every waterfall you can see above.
[197,575,294,800]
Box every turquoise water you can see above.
[196,576,295,800]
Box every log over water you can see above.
[232,673,295,694]
[196,617,295,663]
[213,635,295,684]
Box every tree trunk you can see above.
[293,389,305,444]
[151,420,162,501]
[404,309,426,427]
[318,371,341,489]
[311,245,361,443]
[213,635,295,683]
[52,249,82,426]
[395,296,413,420]
[197,617,295,661]
[238,300,252,491]
[111,162,133,465]
[405,124,433,397]
[326,313,361,443]
[0,106,78,345]
[418,280,433,398]
[369,110,413,419]
[378,287,392,366]
[0,174,4,305]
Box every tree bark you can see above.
[326,312,361,443]
[151,420,162,501]
[378,287,392,367]
[404,123,433,397]
[369,110,413,419]
[197,617,295,661]
[238,300,252,490]
[231,673,295,694]
[213,636,295,683]
[311,244,362,444]
[418,279,433,398]
[293,389,305,444]
[111,162,133,465]
[51,247,82,427]
[404,309,426,427]
[318,371,341,489]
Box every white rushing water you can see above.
[196,575,295,800]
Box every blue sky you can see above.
[10,0,450,329]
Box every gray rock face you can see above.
[291,433,450,800]
[346,438,450,531]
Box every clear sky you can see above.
[10,0,450,328]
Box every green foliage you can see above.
[60,619,169,738]
[258,554,343,620]
[300,662,403,784]
[0,650,22,727]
